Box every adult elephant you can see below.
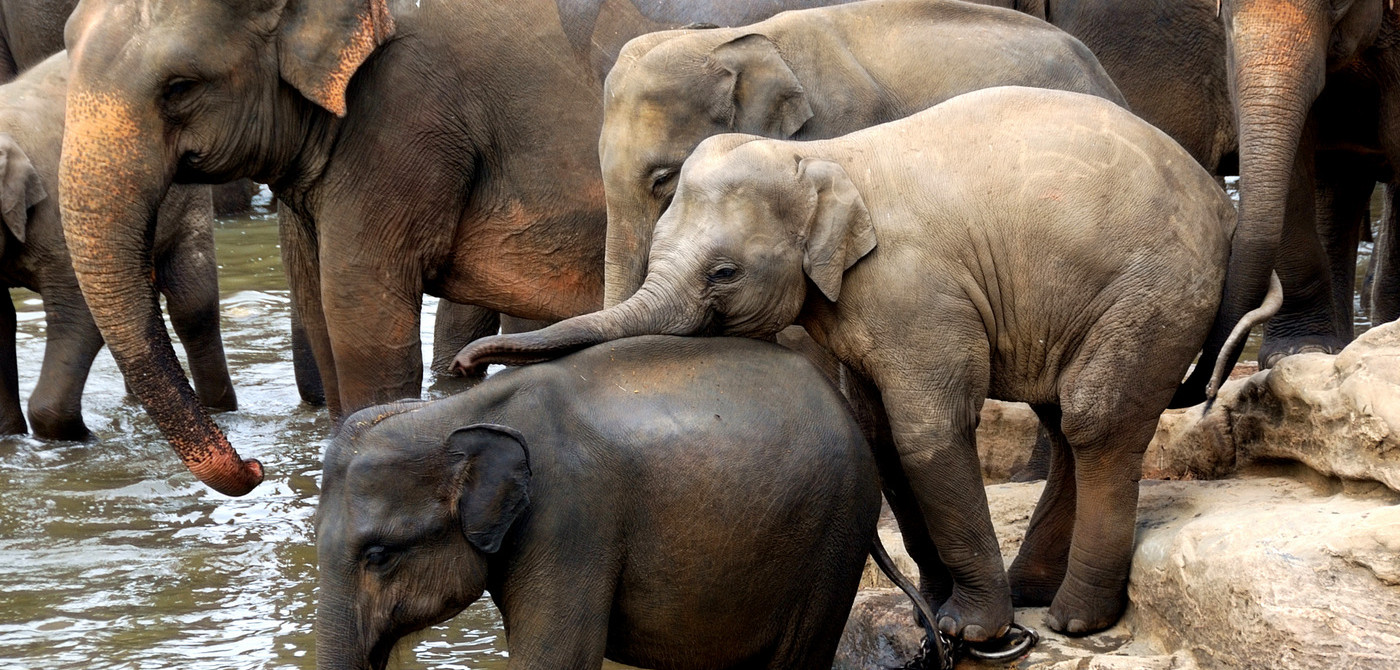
[0,0,74,83]
[58,0,854,495]
[1176,0,1400,400]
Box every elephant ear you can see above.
[278,0,396,117]
[798,157,876,303]
[0,133,46,245]
[447,423,531,554]
[707,33,813,138]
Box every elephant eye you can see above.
[362,545,397,570]
[650,167,678,196]
[162,77,200,102]
[707,264,740,284]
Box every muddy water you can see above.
[0,184,1381,669]
[0,197,515,669]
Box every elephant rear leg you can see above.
[1008,405,1076,607]
[1372,182,1400,325]
[429,300,498,378]
[0,292,25,435]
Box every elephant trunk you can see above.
[315,587,382,670]
[601,190,658,308]
[1174,13,1325,407]
[60,89,262,495]
[454,278,702,372]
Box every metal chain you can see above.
[902,622,1039,669]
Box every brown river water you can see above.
[0,184,1377,669]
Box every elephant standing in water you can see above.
[58,0,859,495]
[0,53,234,440]
[600,0,1126,307]
[317,336,881,670]
[1184,0,1400,396]
[456,88,1281,636]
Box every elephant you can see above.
[455,87,1282,637]
[983,0,1236,177]
[57,0,863,495]
[1181,0,1400,399]
[0,0,74,83]
[316,335,882,670]
[600,0,1127,307]
[0,52,234,440]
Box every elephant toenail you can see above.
[963,624,988,642]
[1045,614,1063,631]
[1067,619,1088,634]
[938,616,957,634]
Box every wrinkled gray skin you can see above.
[600,0,1126,306]
[457,87,1242,638]
[0,52,233,440]
[317,336,879,670]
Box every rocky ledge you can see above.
[839,322,1400,669]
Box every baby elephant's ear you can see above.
[0,133,46,245]
[798,158,876,302]
[446,423,531,554]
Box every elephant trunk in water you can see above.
[59,86,262,496]
[1173,9,1327,407]
[453,278,702,373]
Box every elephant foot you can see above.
[1257,334,1347,369]
[29,414,90,441]
[1044,581,1125,637]
[0,414,27,436]
[934,583,1013,644]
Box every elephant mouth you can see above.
[366,635,397,670]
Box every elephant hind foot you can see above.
[1044,574,1127,637]
[1258,334,1347,369]
[28,402,90,441]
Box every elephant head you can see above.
[59,0,396,495]
[1179,0,1386,399]
[455,136,873,371]
[316,409,530,670]
[600,30,813,307]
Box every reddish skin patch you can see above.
[309,2,396,117]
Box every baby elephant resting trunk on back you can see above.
[317,335,890,670]
[456,86,1279,638]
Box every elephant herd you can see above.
[0,0,1394,668]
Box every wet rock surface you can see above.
[842,477,1400,669]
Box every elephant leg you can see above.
[0,291,25,435]
[320,258,424,417]
[1009,424,1053,483]
[500,315,551,334]
[1259,129,1348,367]
[290,303,325,406]
[878,342,1011,644]
[28,291,102,440]
[1312,155,1372,339]
[429,300,498,378]
[1373,182,1400,325]
[498,574,612,670]
[280,203,341,419]
[158,223,237,412]
[1007,405,1076,607]
[849,371,955,606]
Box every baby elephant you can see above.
[0,52,233,439]
[457,87,1278,637]
[317,336,881,670]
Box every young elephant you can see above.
[316,335,880,670]
[457,87,1279,637]
[600,0,1125,307]
[0,52,234,439]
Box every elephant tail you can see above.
[869,535,951,667]
[1169,271,1283,410]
